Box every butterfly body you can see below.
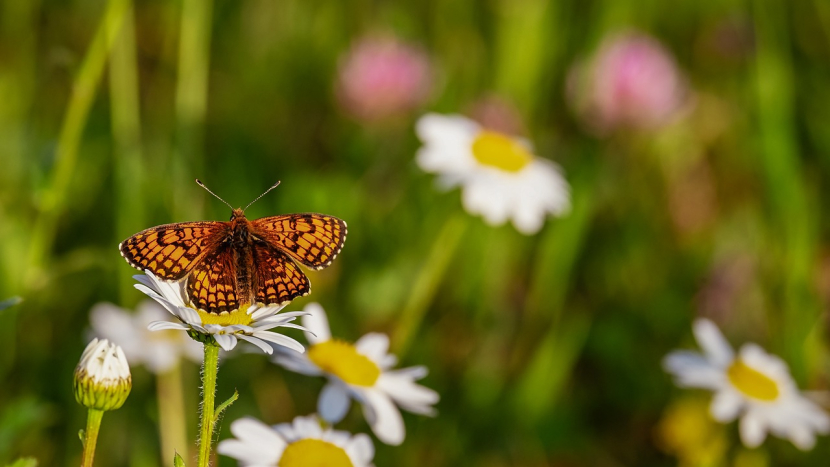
[120,209,346,314]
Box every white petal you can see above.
[213,334,237,351]
[237,334,274,354]
[693,319,734,367]
[147,321,190,331]
[176,306,203,326]
[346,433,375,464]
[319,382,352,423]
[218,417,286,463]
[377,373,439,415]
[253,331,305,354]
[361,389,405,446]
[292,414,323,439]
[355,333,391,365]
[272,353,323,376]
[787,424,817,451]
[461,178,511,226]
[710,390,743,422]
[739,410,768,448]
[511,200,546,235]
[662,351,724,389]
[301,303,331,344]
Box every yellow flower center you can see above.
[307,340,381,386]
[471,131,533,173]
[279,439,353,467]
[727,359,779,401]
[196,304,253,327]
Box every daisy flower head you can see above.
[663,318,830,450]
[273,303,439,445]
[133,270,308,355]
[218,415,374,467]
[90,300,203,373]
[415,113,570,235]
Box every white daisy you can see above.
[415,112,570,235]
[89,300,203,373]
[133,270,307,354]
[272,303,439,445]
[663,318,830,450]
[217,415,375,467]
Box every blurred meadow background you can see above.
[2,0,830,465]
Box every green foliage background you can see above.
[1,0,830,465]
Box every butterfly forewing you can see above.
[119,222,229,280]
[186,243,240,313]
[252,242,311,305]
[251,213,347,270]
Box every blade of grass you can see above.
[108,0,146,302]
[26,0,129,287]
[752,0,820,380]
[392,213,468,356]
[173,0,213,219]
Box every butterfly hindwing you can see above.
[119,221,229,280]
[252,242,310,306]
[186,242,240,313]
[251,213,347,270]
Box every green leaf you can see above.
[0,297,22,312]
[6,458,38,467]
[173,452,186,467]
[213,389,239,424]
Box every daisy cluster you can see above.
[105,270,437,466]
[218,302,438,465]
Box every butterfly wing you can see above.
[119,222,230,280]
[186,242,241,313]
[252,241,311,306]
[251,213,347,270]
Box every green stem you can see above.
[197,343,220,467]
[81,409,104,467]
[391,213,467,356]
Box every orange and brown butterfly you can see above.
[119,180,346,315]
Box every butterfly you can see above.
[119,180,346,314]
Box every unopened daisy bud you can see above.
[74,338,132,411]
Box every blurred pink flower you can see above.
[336,36,432,121]
[568,32,689,133]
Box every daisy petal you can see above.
[301,303,332,344]
[361,389,405,446]
[693,318,734,367]
[213,334,238,351]
[739,410,767,448]
[254,331,305,354]
[355,333,390,364]
[147,321,190,331]
[237,334,274,354]
[319,382,352,424]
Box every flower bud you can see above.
[74,338,132,411]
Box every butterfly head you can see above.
[230,208,247,220]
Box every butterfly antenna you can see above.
[244,180,281,211]
[195,179,234,210]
